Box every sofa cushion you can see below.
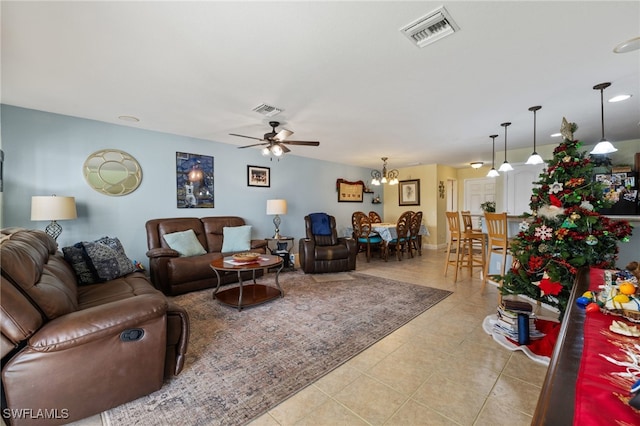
[62,243,101,285]
[221,225,252,253]
[84,237,136,281]
[163,229,207,257]
[1,230,79,319]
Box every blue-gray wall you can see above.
[1,105,382,265]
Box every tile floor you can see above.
[67,249,554,426]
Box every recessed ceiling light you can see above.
[613,36,640,53]
[550,133,562,137]
[118,115,140,122]
[609,94,632,103]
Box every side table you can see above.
[265,236,295,271]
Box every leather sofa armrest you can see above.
[299,238,315,273]
[29,294,168,352]
[166,301,190,376]
[250,239,268,252]
[146,247,179,258]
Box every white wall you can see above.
[1,105,383,265]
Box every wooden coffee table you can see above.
[210,254,283,311]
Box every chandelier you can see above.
[371,157,399,186]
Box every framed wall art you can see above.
[336,179,364,202]
[176,152,214,208]
[247,165,270,187]
[399,179,420,206]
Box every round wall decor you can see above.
[83,149,142,196]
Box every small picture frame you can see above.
[399,179,420,206]
[247,165,270,187]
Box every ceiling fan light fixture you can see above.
[271,145,284,156]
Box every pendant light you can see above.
[487,134,500,177]
[526,106,544,165]
[590,82,618,155]
[498,122,513,172]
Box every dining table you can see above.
[346,222,429,242]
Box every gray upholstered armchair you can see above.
[299,213,357,274]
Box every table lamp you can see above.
[266,199,287,239]
[31,195,77,240]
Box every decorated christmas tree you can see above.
[499,118,633,317]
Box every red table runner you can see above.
[572,268,640,425]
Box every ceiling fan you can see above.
[230,121,320,157]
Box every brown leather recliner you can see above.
[1,229,189,426]
[299,214,357,274]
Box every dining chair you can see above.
[386,211,412,261]
[408,211,423,257]
[351,211,383,262]
[483,212,509,303]
[368,211,382,223]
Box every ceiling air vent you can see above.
[400,6,459,48]
[252,103,283,117]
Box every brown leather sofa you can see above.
[145,216,267,296]
[299,214,358,274]
[0,228,189,426]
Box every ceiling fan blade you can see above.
[280,140,320,146]
[238,142,268,149]
[279,143,291,153]
[229,133,265,142]
[274,129,293,141]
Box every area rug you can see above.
[482,314,560,366]
[104,271,451,425]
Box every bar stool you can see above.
[483,212,509,303]
[459,211,486,279]
[444,212,485,281]
[461,211,481,232]
[444,212,463,281]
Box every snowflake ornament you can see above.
[549,181,564,194]
[534,225,554,241]
[518,221,530,232]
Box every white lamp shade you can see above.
[498,161,513,172]
[266,199,287,215]
[31,196,77,221]
[487,168,500,177]
[525,153,544,165]
[590,140,618,154]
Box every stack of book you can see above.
[493,300,546,341]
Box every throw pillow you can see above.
[62,243,101,285]
[221,225,252,253]
[309,212,332,236]
[83,236,136,281]
[163,229,207,257]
